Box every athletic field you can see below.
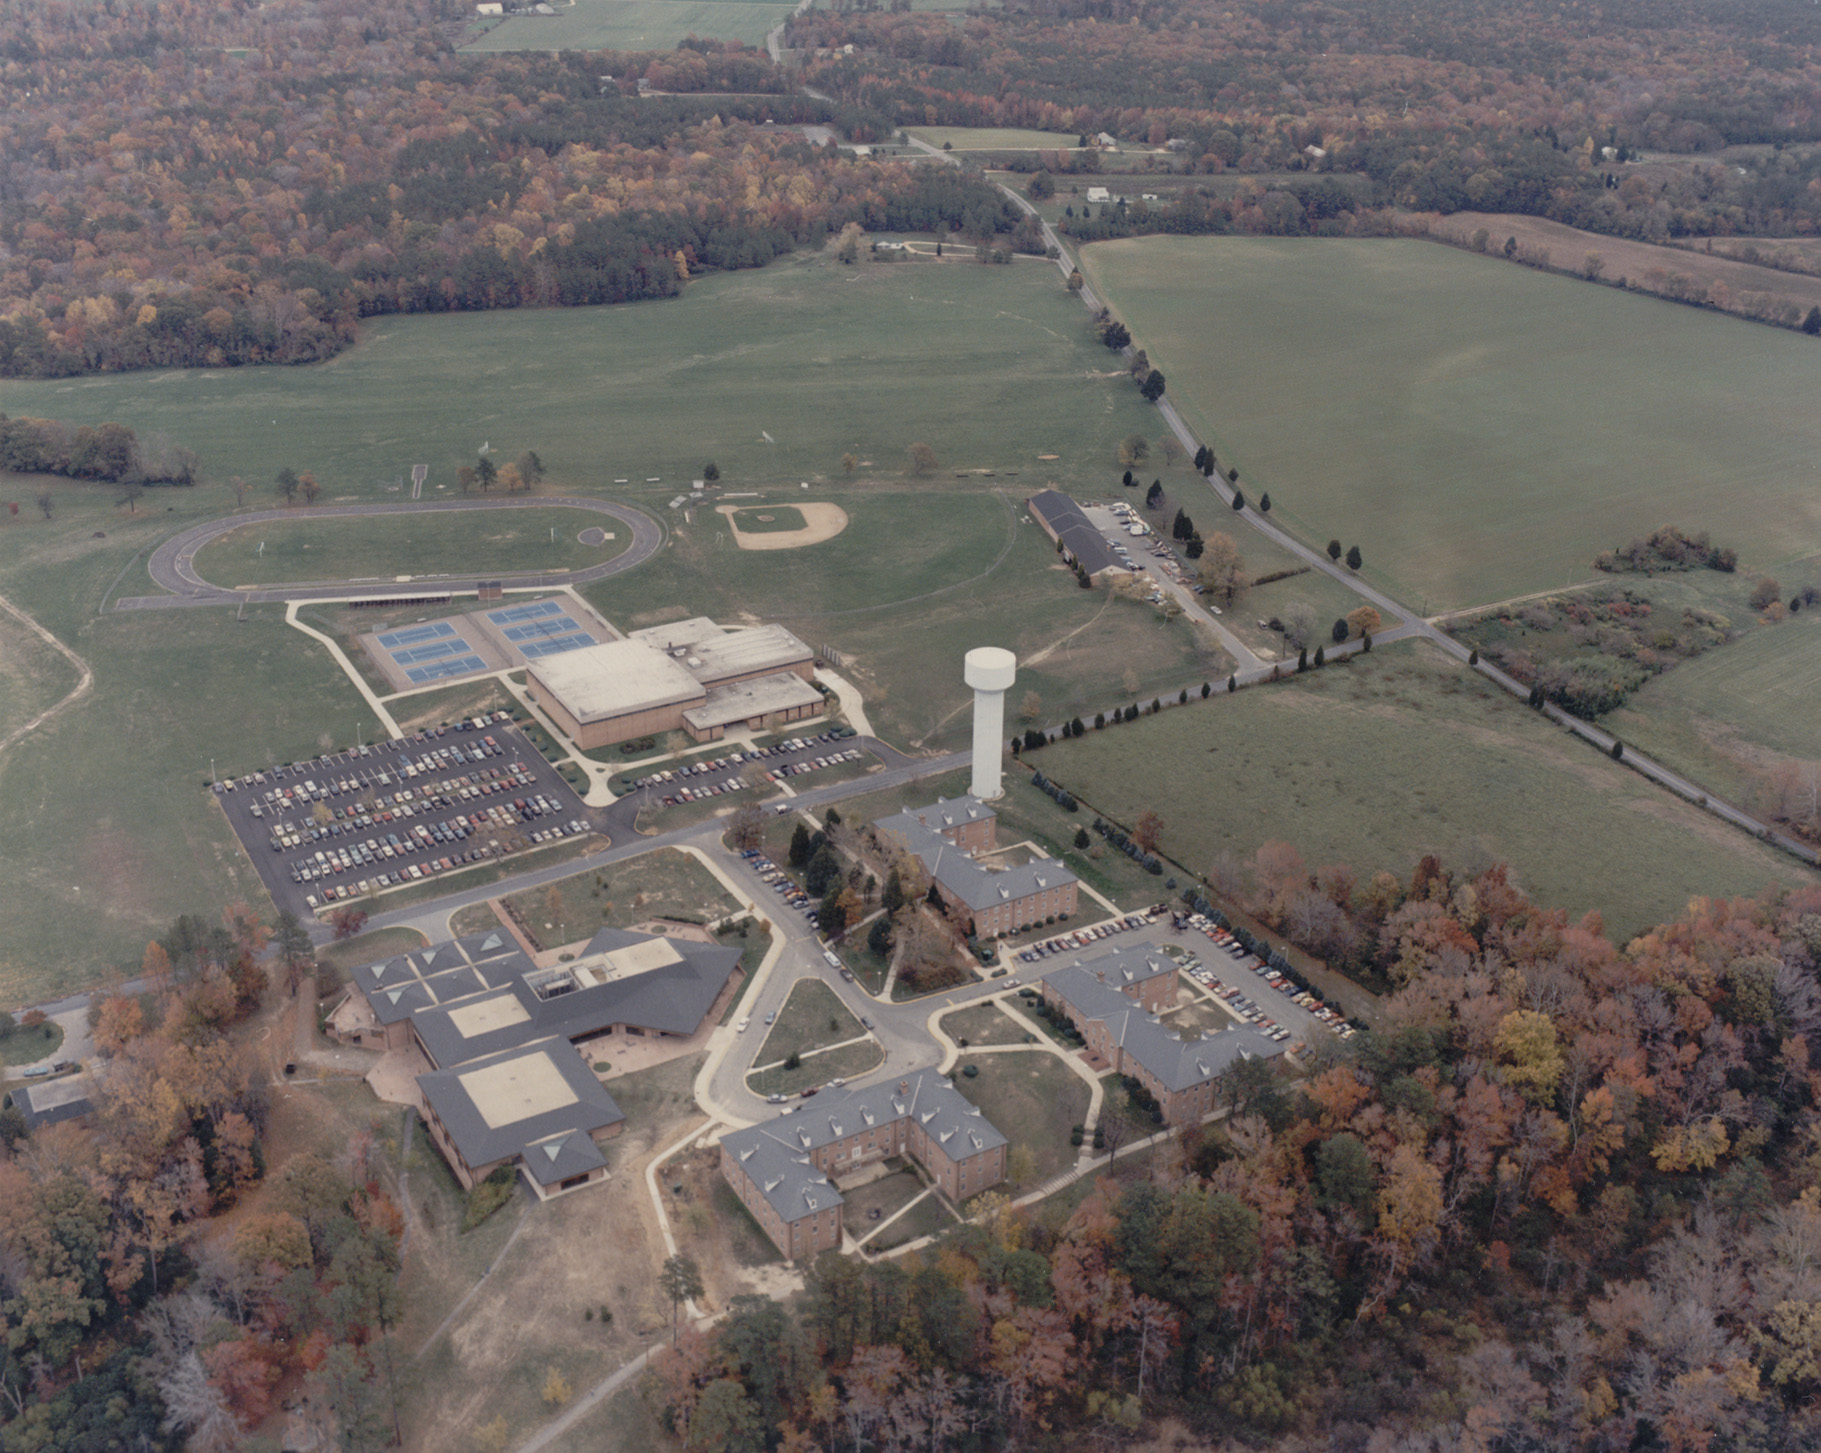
[460,0,792,53]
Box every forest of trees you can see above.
[643,856,1821,1450]
[792,0,1821,244]
[0,0,1012,379]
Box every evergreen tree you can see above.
[1328,539,1342,560]
[1313,645,1325,666]
[1227,674,1237,692]
[805,843,842,896]
[1232,490,1245,511]
[1258,492,1271,512]
[788,821,812,868]
[1345,544,1363,570]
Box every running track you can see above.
[112,496,664,611]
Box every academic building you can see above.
[871,796,1079,939]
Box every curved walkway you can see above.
[0,591,94,761]
[114,495,665,611]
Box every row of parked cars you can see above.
[763,747,866,780]
[1180,914,1359,1042]
[623,729,863,808]
[738,848,819,926]
[1015,907,1163,963]
[264,760,539,852]
[217,713,515,801]
[300,816,592,908]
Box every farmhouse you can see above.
[335,925,740,1196]
[8,1073,96,1133]
[720,1071,1007,1260]
[1027,489,1128,581]
[872,796,1078,938]
[526,617,821,748]
[1043,953,1285,1124]
[1085,186,1111,204]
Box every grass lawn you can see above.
[388,676,518,733]
[504,848,740,949]
[461,0,793,54]
[189,505,629,588]
[940,1002,1033,1048]
[0,609,79,744]
[870,1192,958,1250]
[907,126,1088,151]
[315,927,429,977]
[1037,638,1805,940]
[747,1040,885,1098]
[1078,236,1821,614]
[951,1051,1088,1187]
[843,1166,928,1228]
[753,978,865,1065]
[0,1024,65,1066]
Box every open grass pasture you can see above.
[461,0,792,54]
[0,257,1170,512]
[0,605,80,743]
[1078,237,1821,614]
[190,506,628,588]
[1610,606,1821,809]
[1038,639,1805,940]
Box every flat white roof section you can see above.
[448,994,533,1038]
[684,672,824,731]
[530,639,704,723]
[459,1050,580,1130]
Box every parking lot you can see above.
[617,729,868,816]
[1013,907,1356,1051]
[214,713,598,920]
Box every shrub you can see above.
[462,1165,518,1232]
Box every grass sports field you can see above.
[1037,639,1804,939]
[190,506,629,587]
[460,0,792,53]
[1078,237,1821,613]
[908,127,1086,151]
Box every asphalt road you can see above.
[114,496,665,611]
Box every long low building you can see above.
[1027,489,1129,581]
[720,1072,1007,1260]
[526,617,822,748]
[337,924,741,1198]
[1043,950,1285,1124]
[872,796,1078,939]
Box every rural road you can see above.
[113,495,665,612]
[991,174,1821,870]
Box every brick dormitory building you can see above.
[719,1072,1007,1260]
[334,925,740,1200]
[1042,946,1286,1125]
[871,796,1079,939]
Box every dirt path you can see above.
[0,590,93,761]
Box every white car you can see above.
[737,1017,750,1033]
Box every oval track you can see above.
[116,496,664,611]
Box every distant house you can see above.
[1164,138,1189,153]
[1043,952,1286,1124]
[1085,186,1111,204]
[8,1073,95,1133]
[872,796,1078,939]
[1303,144,1326,159]
[475,2,503,14]
[720,1071,1007,1259]
[1096,132,1118,150]
[1027,489,1128,581]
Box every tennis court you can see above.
[375,622,489,683]
[484,600,595,660]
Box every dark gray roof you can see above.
[417,1037,624,1174]
[10,1073,96,1131]
[406,925,740,1068]
[1046,958,1284,1092]
[521,1128,610,1186]
[1028,490,1124,577]
[352,945,532,1026]
[873,797,1076,913]
[721,1071,1006,1224]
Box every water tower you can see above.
[964,647,1017,801]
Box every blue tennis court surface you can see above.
[487,601,564,626]
[405,655,488,684]
[379,622,456,649]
